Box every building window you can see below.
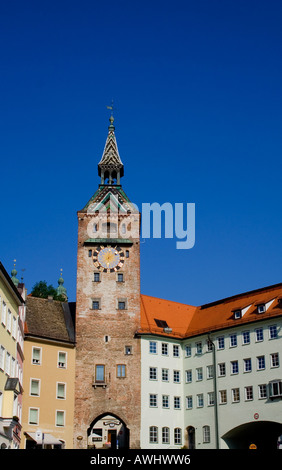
[125,346,132,355]
[1,302,6,326]
[118,300,126,310]
[94,272,100,282]
[117,273,124,283]
[173,370,180,383]
[149,367,157,380]
[255,328,264,342]
[174,428,182,445]
[242,331,250,345]
[162,368,169,382]
[149,394,157,407]
[258,384,267,399]
[185,344,191,357]
[197,394,204,408]
[196,342,202,355]
[56,410,65,427]
[162,395,169,408]
[149,341,157,354]
[203,426,210,443]
[245,386,253,401]
[243,358,252,372]
[219,390,227,404]
[173,345,180,357]
[186,370,192,383]
[208,392,214,406]
[186,396,193,409]
[218,363,226,377]
[92,300,100,310]
[174,396,181,409]
[58,351,67,369]
[149,426,158,443]
[269,380,282,398]
[57,383,66,399]
[161,343,168,356]
[30,379,40,397]
[117,364,126,378]
[231,360,239,375]
[162,427,170,444]
[207,365,214,379]
[32,347,41,365]
[0,346,5,371]
[257,356,265,370]
[269,325,278,340]
[206,339,213,352]
[231,388,240,403]
[270,352,279,368]
[95,365,105,383]
[29,408,39,425]
[217,336,225,350]
[230,334,237,347]
[196,367,203,381]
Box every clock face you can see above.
[92,246,125,272]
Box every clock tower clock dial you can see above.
[93,246,125,272]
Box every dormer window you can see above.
[257,304,266,314]
[234,309,242,319]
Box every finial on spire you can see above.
[107,100,115,129]
[11,259,19,287]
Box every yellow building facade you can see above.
[0,262,24,449]
[20,297,75,449]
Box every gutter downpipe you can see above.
[208,334,219,449]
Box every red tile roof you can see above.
[139,283,282,339]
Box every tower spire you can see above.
[57,268,67,300]
[98,107,124,185]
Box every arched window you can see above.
[174,428,182,445]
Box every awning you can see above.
[25,432,62,445]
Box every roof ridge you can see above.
[200,282,282,310]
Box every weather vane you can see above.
[107,100,114,117]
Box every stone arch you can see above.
[87,412,130,449]
[222,420,282,449]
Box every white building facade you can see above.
[140,286,282,450]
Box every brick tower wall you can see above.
[74,211,141,449]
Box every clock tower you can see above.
[74,116,141,449]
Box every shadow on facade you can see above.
[222,421,282,449]
[87,413,130,449]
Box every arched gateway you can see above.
[87,413,130,449]
[222,421,282,449]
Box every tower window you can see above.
[94,272,100,282]
[88,250,92,257]
[118,301,126,310]
[117,273,124,282]
[125,250,129,258]
[95,365,105,383]
[92,300,100,310]
[117,364,126,378]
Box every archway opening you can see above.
[87,413,130,450]
[222,421,282,450]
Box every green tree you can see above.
[31,280,66,302]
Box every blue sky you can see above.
[1,0,282,305]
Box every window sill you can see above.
[93,383,107,389]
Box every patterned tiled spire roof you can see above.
[98,116,124,183]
